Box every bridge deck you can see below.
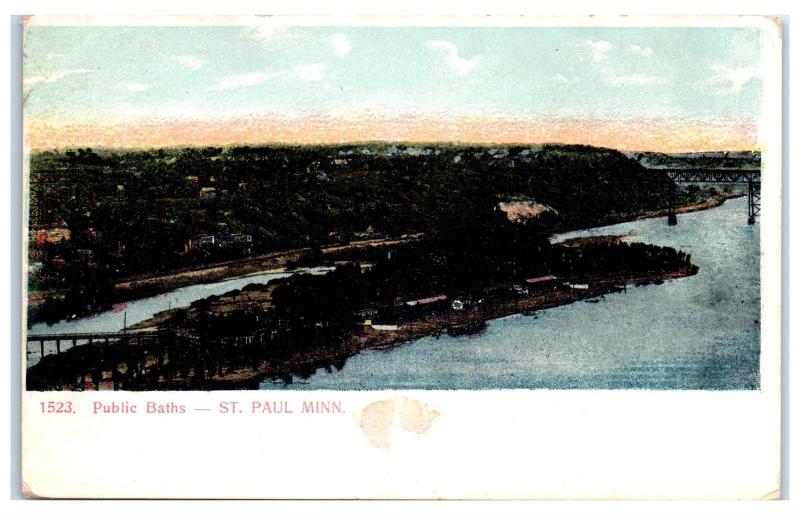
[649,168,761,183]
[27,328,159,341]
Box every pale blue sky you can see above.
[24,24,764,125]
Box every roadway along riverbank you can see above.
[26,235,421,325]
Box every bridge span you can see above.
[655,168,761,225]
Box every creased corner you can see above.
[760,487,781,500]
[21,480,43,499]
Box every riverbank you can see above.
[628,193,743,223]
[214,264,699,389]
[546,193,743,236]
[33,267,699,390]
[26,235,419,326]
[27,238,698,391]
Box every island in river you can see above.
[27,232,698,391]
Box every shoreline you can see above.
[628,192,742,222]
[26,236,418,327]
[546,193,742,237]
[214,266,698,389]
[27,259,698,391]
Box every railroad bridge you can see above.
[658,168,761,226]
[26,329,160,359]
[26,326,299,391]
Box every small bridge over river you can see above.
[25,325,303,390]
[657,168,761,225]
[26,329,161,363]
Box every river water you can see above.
[26,271,294,365]
[27,199,760,389]
[262,197,760,390]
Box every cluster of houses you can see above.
[353,273,612,333]
[186,175,249,201]
[356,274,569,332]
[336,146,444,158]
[28,222,102,275]
[307,146,543,183]
[351,226,387,242]
[30,222,71,246]
[184,233,253,254]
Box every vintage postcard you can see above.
[20,15,782,499]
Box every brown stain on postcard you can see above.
[359,398,440,449]
[399,398,441,435]
[359,399,396,449]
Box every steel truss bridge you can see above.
[658,168,761,226]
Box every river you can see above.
[27,199,760,389]
[261,197,760,390]
[26,271,294,366]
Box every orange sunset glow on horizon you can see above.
[25,115,760,153]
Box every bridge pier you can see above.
[666,178,678,226]
[747,180,760,225]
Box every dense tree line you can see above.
[29,143,715,323]
[30,144,681,265]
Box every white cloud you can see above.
[211,64,327,91]
[628,45,654,57]
[24,68,91,87]
[425,40,480,76]
[705,64,761,95]
[329,33,352,58]
[287,63,327,82]
[554,73,578,83]
[248,25,303,43]
[122,82,152,92]
[173,55,206,70]
[605,72,667,86]
[212,72,274,91]
[586,40,612,61]
[581,40,665,87]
